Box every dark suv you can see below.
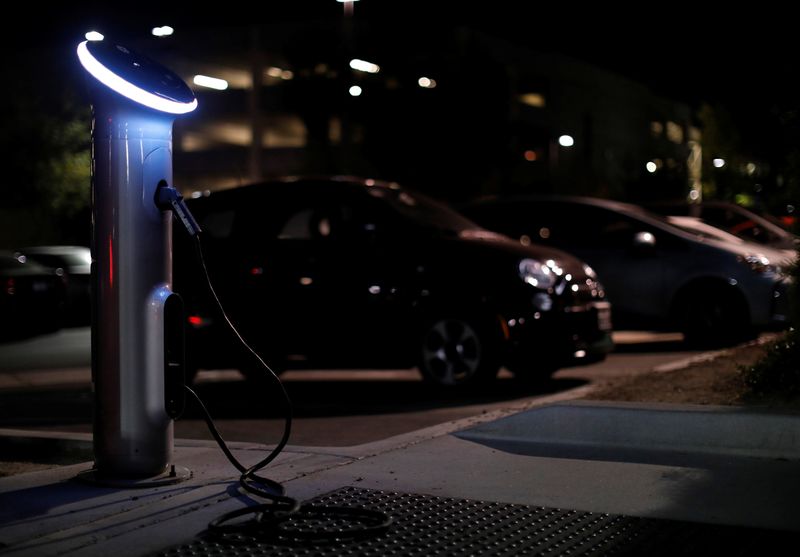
[174,177,612,387]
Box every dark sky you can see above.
[9,3,797,121]
[13,3,793,94]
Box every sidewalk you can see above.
[1,400,799,556]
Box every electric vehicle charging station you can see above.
[76,38,197,484]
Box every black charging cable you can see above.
[157,183,392,542]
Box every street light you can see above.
[152,26,174,37]
[350,58,380,73]
[418,77,437,88]
[558,134,574,147]
[193,74,229,90]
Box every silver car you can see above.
[463,195,793,347]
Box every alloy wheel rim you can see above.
[422,319,481,385]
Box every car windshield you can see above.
[368,185,480,234]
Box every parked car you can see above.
[646,200,798,251]
[462,195,792,347]
[174,177,613,388]
[664,216,796,267]
[14,245,91,326]
[0,250,66,340]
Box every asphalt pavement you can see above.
[2,329,799,555]
[0,327,711,447]
[1,398,799,556]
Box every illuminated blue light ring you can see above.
[77,41,197,115]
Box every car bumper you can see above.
[769,276,792,326]
[503,300,614,371]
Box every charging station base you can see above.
[75,465,192,489]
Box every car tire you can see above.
[418,316,501,388]
[679,287,753,348]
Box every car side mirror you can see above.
[632,231,657,252]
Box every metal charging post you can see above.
[76,39,196,484]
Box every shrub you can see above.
[742,330,800,396]
[742,254,799,396]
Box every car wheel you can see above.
[418,317,500,387]
[680,288,752,348]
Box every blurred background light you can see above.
[152,26,174,37]
[350,58,380,73]
[558,135,574,147]
[85,31,104,41]
[519,93,545,108]
[646,161,657,173]
[349,85,362,97]
[713,158,726,168]
[418,77,437,88]
[193,75,229,90]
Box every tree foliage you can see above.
[0,48,91,247]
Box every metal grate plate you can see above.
[157,486,795,556]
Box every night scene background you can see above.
[1,2,798,248]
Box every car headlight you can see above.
[737,254,780,275]
[519,258,556,289]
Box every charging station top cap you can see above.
[77,40,197,115]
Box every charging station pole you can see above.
[76,39,196,483]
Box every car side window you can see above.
[532,204,644,250]
[341,196,401,240]
[521,203,576,247]
[269,189,402,245]
[277,204,341,240]
[277,209,310,239]
[477,202,538,241]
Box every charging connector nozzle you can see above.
[155,181,202,237]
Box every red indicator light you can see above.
[187,315,203,326]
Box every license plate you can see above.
[594,302,612,331]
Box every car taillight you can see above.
[187,315,213,328]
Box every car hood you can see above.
[456,229,594,274]
[694,235,796,268]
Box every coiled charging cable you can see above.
[159,184,392,541]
